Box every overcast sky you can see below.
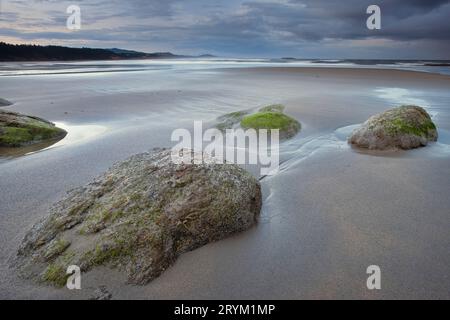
[1,0,449,58]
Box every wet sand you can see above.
[0,66,449,299]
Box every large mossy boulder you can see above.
[0,110,66,147]
[15,149,262,286]
[349,106,438,150]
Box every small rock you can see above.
[90,286,112,300]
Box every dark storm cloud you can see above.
[1,0,449,58]
[220,0,450,41]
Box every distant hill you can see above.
[107,48,180,59]
[0,43,213,62]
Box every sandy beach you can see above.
[0,64,449,299]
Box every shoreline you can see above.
[1,60,450,78]
[224,66,450,82]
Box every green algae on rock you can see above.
[241,111,301,140]
[15,148,262,286]
[349,105,438,150]
[0,110,67,147]
[215,104,301,140]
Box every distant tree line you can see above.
[0,42,180,61]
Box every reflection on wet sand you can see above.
[47,122,108,149]
[0,138,64,159]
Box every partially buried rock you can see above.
[15,148,262,286]
[216,110,250,131]
[90,286,112,300]
[0,110,66,147]
[0,98,13,107]
[349,105,438,150]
